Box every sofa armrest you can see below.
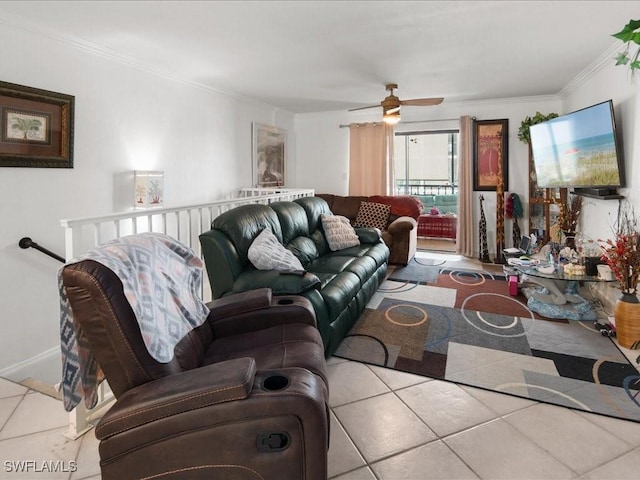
[387,216,417,234]
[354,227,382,244]
[95,357,256,440]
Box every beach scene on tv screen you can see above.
[530,102,621,188]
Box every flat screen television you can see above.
[529,100,624,195]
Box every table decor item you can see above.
[563,263,585,277]
[559,194,582,249]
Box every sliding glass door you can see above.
[394,130,458,195]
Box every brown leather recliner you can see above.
[61,258,329,480]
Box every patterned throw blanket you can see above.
[59,232,210,411]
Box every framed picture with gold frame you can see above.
[473,119,509,191]
[0,81,74,168]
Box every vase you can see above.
[563,231,576,250]
[614,292,640,348]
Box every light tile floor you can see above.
[1,252,639,480]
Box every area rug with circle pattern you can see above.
[335,269,640,423]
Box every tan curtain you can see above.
[349,123,395,196]
[456,115,474,257]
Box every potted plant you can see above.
[600,202,640,349]
[518,112,559,144]
[613,19,640,74]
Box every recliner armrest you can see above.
[208,295,318,338]
[95,357,256,440]
[206,288,272,318]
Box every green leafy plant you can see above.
[613,19,640,72]
[518,112,558,144]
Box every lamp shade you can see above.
[383,110,400,125]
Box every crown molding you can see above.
[560,42,620,98]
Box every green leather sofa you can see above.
[199,196,390,357]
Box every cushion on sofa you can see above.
[212,203,284,264]
[248,227,304,271]
[354,202,390,230]
[327,195,368,221]
[321,214,360,251]
[369,195,423,219]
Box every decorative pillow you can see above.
[321,214,360,251]
[354,202,391,231]
[248,227,304,271]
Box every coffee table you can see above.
[515,264,615,320]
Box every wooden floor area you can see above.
[417,237,456,252]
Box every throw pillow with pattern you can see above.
[248,227,304,271]
[354,202,391,231]
[321,214,360,251]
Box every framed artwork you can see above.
[0,81,74,168]
[252,122,286,187]
[134,171,164,209]
[473,119,508,191]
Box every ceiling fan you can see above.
[349,83,444,124]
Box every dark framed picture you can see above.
[252,122,286,187]
[473,119,508,191]
[0,81,74,168]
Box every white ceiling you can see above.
[1,1,638,113]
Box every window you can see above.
[394,130,458,195]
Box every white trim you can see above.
[0,346,59,382]
[560,42,621,98]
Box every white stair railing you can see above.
[59,187,314,439]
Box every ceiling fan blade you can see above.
[400,97,444,107]
[348,104,382,112]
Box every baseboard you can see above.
[0,346,61,386]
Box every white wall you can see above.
[295,96,562,258]
[0,19,294,382]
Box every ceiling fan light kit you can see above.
[383,109,401,124]
[349,83,444,124]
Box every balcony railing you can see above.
[58,187,315,439]
[395,179,458,196]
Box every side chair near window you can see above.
[59,232,329,480]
